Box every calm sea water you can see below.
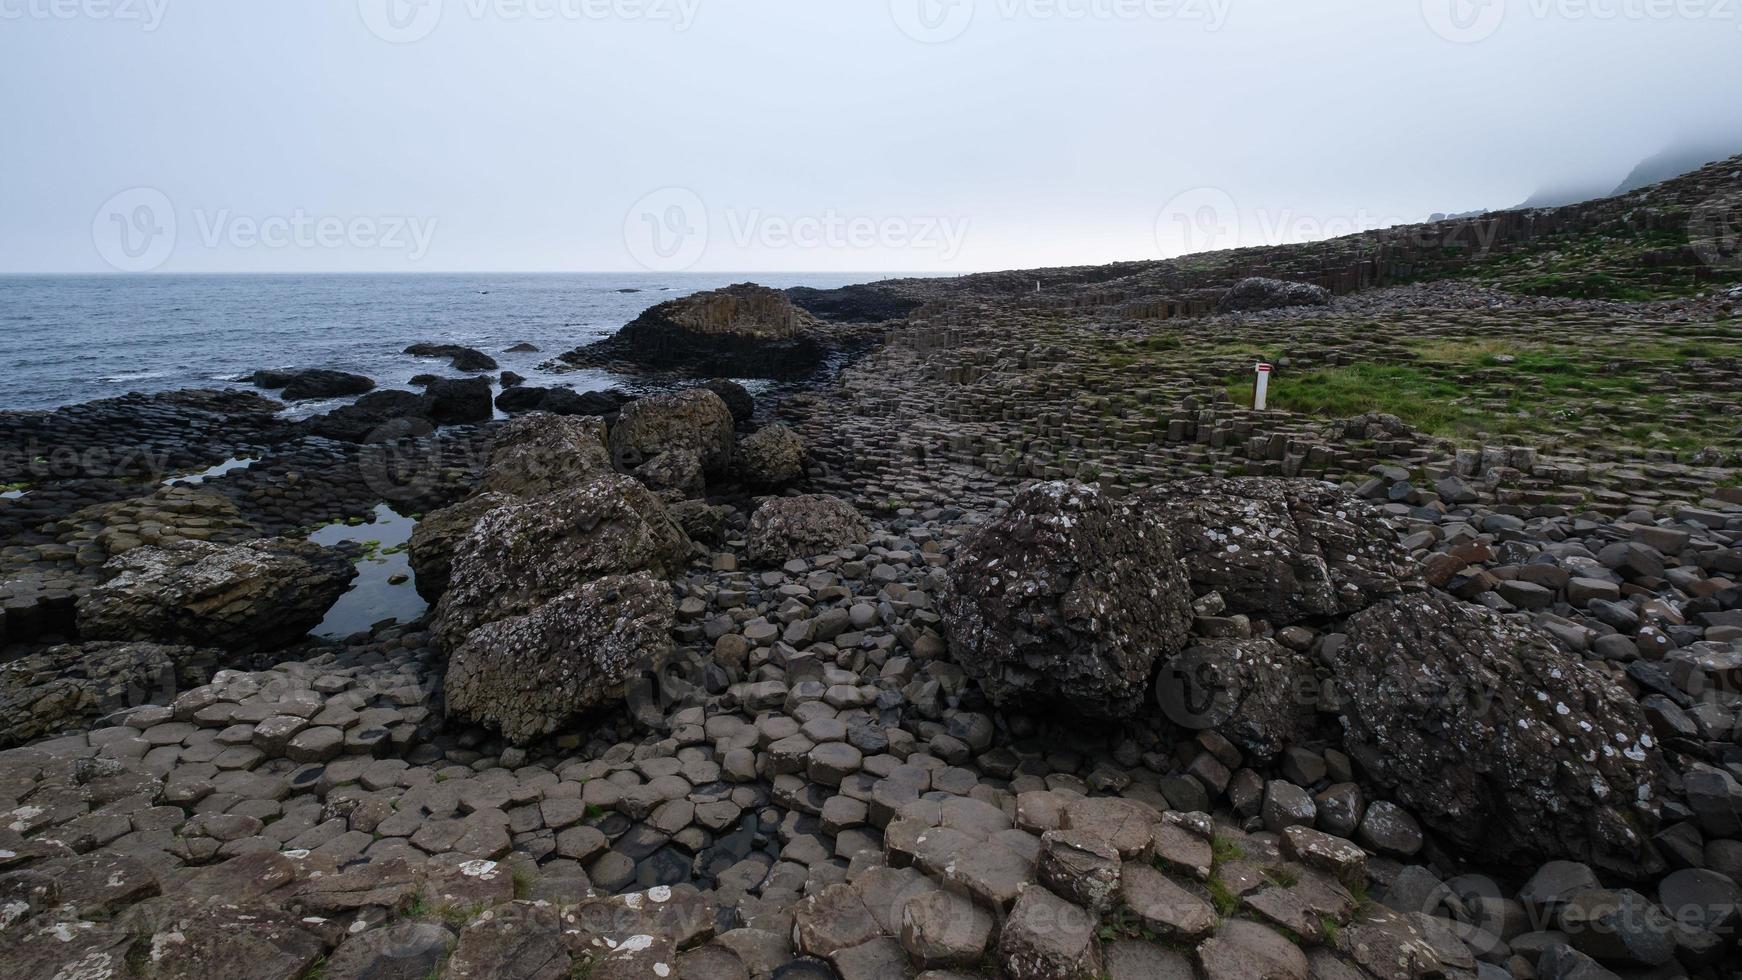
[0,273,882,413]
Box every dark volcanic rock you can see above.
[445,572,676,744]
[941,481,1194,719]
[0,641,219,749]
[608,389,736,474]
[76,537,357,652]
[703,379,755,425]
[1336,592,1664,875]
[407,492,513,603]
[746,494,871,565]
[253,368,377,402]
[1140,477,1411,624]
[303,389,432,442]
[559,282,828,379]
[423,376,493,425]
[736,423,806,488]
[1156,637,1318,761]
[1218,277,1332,313]
[495,385,629,417]
[787,283,925,323]
[405,342,499,372]
[431,474,690,650]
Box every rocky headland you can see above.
[1,158,1741,980]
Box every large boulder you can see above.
[76,538,357,652]
[0,641,219,749]
[422,376,493,425]
[445,572,676,744]
[495,385,629,417]
[1218,277,1332,313]
[1140,477,1410,625]
[746,494,871,565]
[252,368,376,401]
[1155,638,1319,761]
[736,424,806,488]
[703,379,755,425]
[478,413,612,498]
[940,481,1194,719]
[608,389,736,474]
[431,474,690,650]
[1335,592,1664,875]
[407,492,514,602]
[558,282,828,379]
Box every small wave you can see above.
[100,371,170,383]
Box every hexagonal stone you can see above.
[1119,863,1216,941]
[794,882,883,958]
[997,886,1102,980]
[900,888,994,969]
[1038,829,1121,913]
[285,727,344,764]
[1198,919,1308,980]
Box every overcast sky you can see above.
[2,0,1739,274]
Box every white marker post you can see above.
[1254,362,1272,410]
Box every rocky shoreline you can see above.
[2,159,1741,980]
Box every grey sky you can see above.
[2,0,1738,274]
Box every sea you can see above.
[0,272,889,414]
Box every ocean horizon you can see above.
[0,272,915,413]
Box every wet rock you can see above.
[405,342,499,372]
[445,572,675,745]
[746,494,871,565]
[423,376,493,425]
[77,537,357,653]
[941,481,1192,718]
[1336,592,1663,876]
[254,367,376,401]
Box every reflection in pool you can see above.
[309,504,427,639]
[164,456,257,486]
